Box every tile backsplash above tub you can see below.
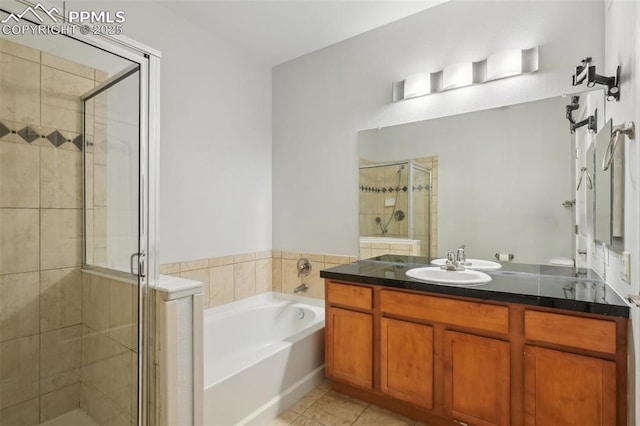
[160,251,357,309]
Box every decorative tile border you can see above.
[0,119,83,151]
[359,184,430,193]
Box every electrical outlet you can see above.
[621,251,631,283]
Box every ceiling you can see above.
[160,1,447,67]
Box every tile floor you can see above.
[269,379,431,426]
[37,380,430,426]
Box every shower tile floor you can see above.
[38,409,98,426]
[269,379,432,426]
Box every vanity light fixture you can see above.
[392,46,539,102]
[486,49,523,80]
[403,73,431,99]
[442,62,473,90]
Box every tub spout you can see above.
[294,283,309,293]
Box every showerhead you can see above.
[375,217,382,224]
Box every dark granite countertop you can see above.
[319,255,630,318]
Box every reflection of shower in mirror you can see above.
[359,159,433,257]
[378,164,403,236]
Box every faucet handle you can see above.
[441,251,460,271]
[297,258,311,277]
[446,251,455,263]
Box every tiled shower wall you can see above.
[359,160,410,238]
[160,251,356,309]
[0,38,131,425]
[358,156,438,257]
[80,272,137,426]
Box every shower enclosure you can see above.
[0,1,159,425]
[359,160,432,257]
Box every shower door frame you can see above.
[408,161,432,259]
[1,1,161,425]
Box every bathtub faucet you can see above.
[294,283,309,293]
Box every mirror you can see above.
[359,92,603,266]
[359,159,432,258]
[595,119,624,251]
[595,120,612,244]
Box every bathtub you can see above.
[203,292,325,426]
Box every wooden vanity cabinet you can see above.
[325,282,373,390]
[523,310,621,426]
[524,346,616,426]
[324,279,628,426]
[379,288,511,425]
[444,330,510,426]
[326,307,373,389]
[380,317,434,408]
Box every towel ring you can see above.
[602,121,635,171]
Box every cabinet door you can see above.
[524,345,616,426]
[444,331,510,426]
[326,307,373,389]
[380,318,434,409]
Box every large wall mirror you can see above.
[595,119,625,252]
[359,91,605,266]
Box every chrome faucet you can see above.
[294,283,309,293]
[441,251,463,271]
[456,245,467,266]
[441,245,468,271]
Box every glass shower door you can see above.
[409,162,432,258]
[81,65,144,425]
[84,65,141,273]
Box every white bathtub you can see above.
[203,292,325,426]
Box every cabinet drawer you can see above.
[327,281,372,310]
[524,310,616,354]
[380,290,509,334]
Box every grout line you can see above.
[39,51,42,127]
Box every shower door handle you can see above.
[130,252,147,279]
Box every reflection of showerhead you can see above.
[375,216,387,235]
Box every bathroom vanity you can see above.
[320,256,629,426]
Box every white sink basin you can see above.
[405,267,492,286]
[430,258,502,271]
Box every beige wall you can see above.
[160,250,356,309]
